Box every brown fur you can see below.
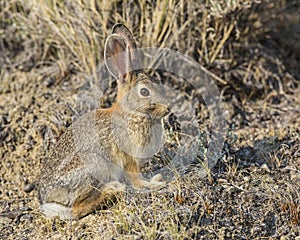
[38,24,169,219]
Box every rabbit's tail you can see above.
[40,203,73,219]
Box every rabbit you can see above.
[37,23,170,220]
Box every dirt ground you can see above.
[0,1,299,239]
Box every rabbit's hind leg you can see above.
[72,181,126,219]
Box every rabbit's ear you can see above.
[104,34,132,81]
[112,23,140,70]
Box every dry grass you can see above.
[1,0,299,239]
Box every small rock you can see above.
[260,163,270,172]
[20,206,32,212]
[23,183,35,193]
[243,176,250,182]
[2,211,22,220]
[218,178,228,184]
[20,214,33,223]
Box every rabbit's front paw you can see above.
[129,173,166,190]
[150,174,163,182]
[149,174,166,189]
[149,180,166,190]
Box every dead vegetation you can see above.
[0,0,299,239]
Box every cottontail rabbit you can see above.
[38,23,170,219]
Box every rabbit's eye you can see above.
[140,88,150,97]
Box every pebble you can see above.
[20,214,33,223]
[20,206,32,211]
[23,183,35,193]
[260,163,270,172]
[4,211,21,220]
[218,178,228,184]
[243,176,250,182]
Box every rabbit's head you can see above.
[104,24,169,120]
